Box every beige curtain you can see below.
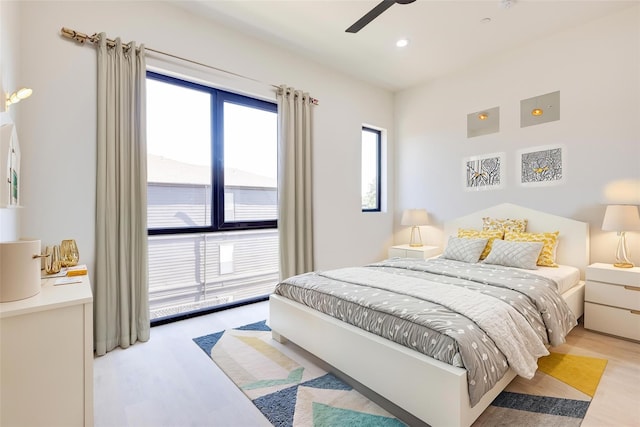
[277,86,314,280]
[95,33,149,356]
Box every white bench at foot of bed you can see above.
[269,294,517,427]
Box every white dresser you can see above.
[0,275,94,426]
[584,262,640,342]
[388,244,441,259]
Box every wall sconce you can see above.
[478,112,489,120]
[602,204,640,268]
[401,209,429,247]
[6,87,33,110]
[531,108,543,116]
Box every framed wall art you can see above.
[463,152,505,191]
[518,144,565,187]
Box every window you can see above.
[147,75,213,229]
[361,127,381,212]
[146,72,279,320]
[146,72,278,234]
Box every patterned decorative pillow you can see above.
[504,230,560,267]
[483,239,544,270]
[457,228,504,260]
[482,217,528,233]
[441,236,489,264]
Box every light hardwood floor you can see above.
[94,301,640,427]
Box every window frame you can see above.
[146,71,278,236]
[361,126,382,213]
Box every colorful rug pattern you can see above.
[194,321,607,427]
[473,349,607,426]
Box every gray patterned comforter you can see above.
[273,257,577,406]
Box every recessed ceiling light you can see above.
[480,17,492,24]
[396,39,409,48]
[500,0,515,9]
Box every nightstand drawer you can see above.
[405,250,427,259]
[388,245,440,260]
[388,248,407,258]
[586,263,640,286]
[584,302,640,341]
[585,280,640,311]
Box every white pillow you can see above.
[483,239,544,270]
[441,236,488,263]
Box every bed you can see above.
[269,203,589,427]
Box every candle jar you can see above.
[60,239,79,267]
[44,245,62,274]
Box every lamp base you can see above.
[408,226,423,248]
[613,262,634,268]
[613,232,635,269]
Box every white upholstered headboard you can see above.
[443,203,590,278]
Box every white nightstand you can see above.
[584,262,640,341]
[388,244,440,260]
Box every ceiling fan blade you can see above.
[345,0,395,33]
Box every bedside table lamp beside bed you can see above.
[601,204,640,268]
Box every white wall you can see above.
[0,0,19,112]
[0,0,21,241]
[10,1,395,276]
[394,5,640,265]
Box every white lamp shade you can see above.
[401,209,429,226]
[602,205,640,231]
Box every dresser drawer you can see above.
[585,280,640,311]
[584,302,640,341]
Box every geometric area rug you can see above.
[193,320,406,427]
[473,351,607,427]
[194,320,607,427]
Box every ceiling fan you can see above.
[345,0,416,33]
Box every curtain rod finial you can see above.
[61,27,87,44]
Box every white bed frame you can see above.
[269,203,589,427]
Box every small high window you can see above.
[361,127,381,212]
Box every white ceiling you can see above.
[172,0,637,92]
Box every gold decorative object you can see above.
[60,239,79,267]
[44,245,62,274]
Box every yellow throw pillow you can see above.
[482,217,528,233]
[458,228,504,260]
[505,230,559,267]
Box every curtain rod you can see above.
[60,27,319,105]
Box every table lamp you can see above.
[401,209,429,247]
[601,204,640,268]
